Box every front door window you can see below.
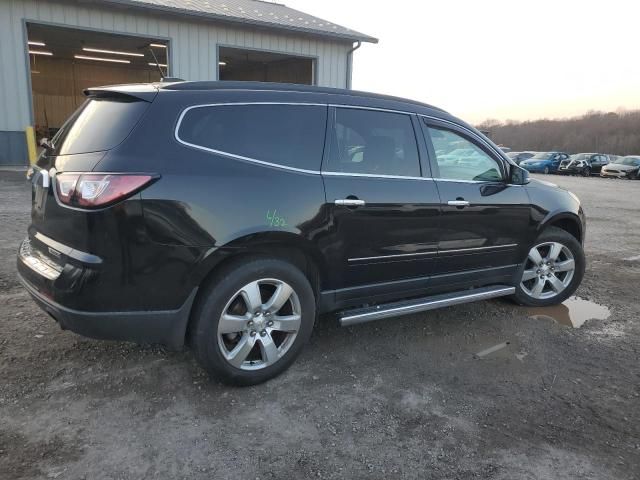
[426,127,503,182]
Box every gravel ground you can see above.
[1,171,638,480]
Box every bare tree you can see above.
[477,110,640,155]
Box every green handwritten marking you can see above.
[266,209,288,227]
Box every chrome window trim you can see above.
[348,251,437,263]
[434,178,524,186]
[326,104,424,178]
[175,140,321,175]
[419,114,508,161]
[174,102,328,175]
[174,101,513,182]
[328,103,415,116]
[436,178,495,185]
[322,171,432,181]
[419,114,514,182]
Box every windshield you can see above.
[618,157,640,166]
[531,152,554,160]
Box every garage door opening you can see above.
[218,46,314,85]
[26,23,169,142]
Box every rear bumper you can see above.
[18,271,197,350]
[17,234,198,349]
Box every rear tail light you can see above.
[55,173,157,209]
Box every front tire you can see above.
[582,167,591,177]
[543,166,550,174]
[511,227,585,307]
[191,258,316,386]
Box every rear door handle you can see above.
[447,200,470,207]
[335,199,366,207]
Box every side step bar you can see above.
[338,285,515,327]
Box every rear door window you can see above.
[52,98,150,156]
[326,107,421,177]
[177,104,327,171]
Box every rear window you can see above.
[177,104,327,171]
[51,98,149,156]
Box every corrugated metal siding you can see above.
[0,131,29,166]
[0,0,352,133]
[30,56,162,127]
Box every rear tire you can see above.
[191,257,316,386]
[543,166,550,174]
[511,227,585,307]
[582,167,591,177]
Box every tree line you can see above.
[477,109,640,155]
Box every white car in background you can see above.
[600,156,640,179]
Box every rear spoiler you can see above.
[84,84,158,102]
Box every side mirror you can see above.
[510,164,530,185]
[39,137,54,153]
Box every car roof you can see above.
[87,80,449,115]
[84,80,497,142]
[159,80,448,112]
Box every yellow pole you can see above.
[25,126,37,165]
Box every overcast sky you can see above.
[288,0,640,124]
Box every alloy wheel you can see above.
[217,278,301,370]
[520,242,575,300]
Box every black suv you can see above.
[19,82,586,385]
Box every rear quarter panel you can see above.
[95,91,328,294]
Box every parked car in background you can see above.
[18,81,587,385]
[520,152,569,174]
[507,151,536,165]
[558,153,609,176]
[437,148,479,164]
[600,156,640,179]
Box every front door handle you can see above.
[447,200,470,207]
[335,198,366,207]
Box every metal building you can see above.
[0,0,376,166]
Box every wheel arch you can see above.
[184,231,327,345]
[539,212,583,244]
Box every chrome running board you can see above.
[338,285,515,327]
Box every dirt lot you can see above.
[1,171,639,480]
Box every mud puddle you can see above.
[528,296,610,328]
